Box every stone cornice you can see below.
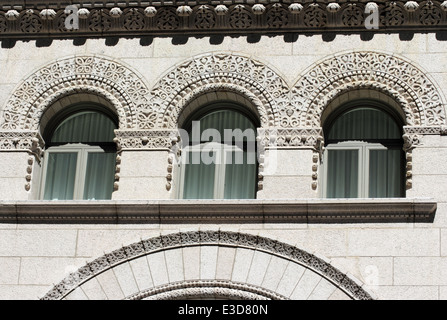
[0,198,436,224]
[0,1,446,39]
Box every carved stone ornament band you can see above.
[0,1,446,39]
[40,229,376,300]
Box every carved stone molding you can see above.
[294,51,447,128]
[0,130,44,155]
[150,52,288,129]
[40,229,379,300]
[114,129,177,150]
[0,1,446,39]
[0,55,148,131]
[128,279,286,300]
[258,127,324,150]
[0,199,436,224]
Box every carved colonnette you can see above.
[0,1,446,39]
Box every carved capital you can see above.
[114,130,178,150]
[258,128,324,150]
[0,130,44,158]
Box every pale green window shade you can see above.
[328,107,401,141]
[369,149,403,198]
[182,109,257,199]
[326,149,359,198]
[183,151,216,199]
[224,150,257,199]
[51,111,116,144]
[43,152,78,200]
[83,152,116,200]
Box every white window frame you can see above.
[177,142,248,199]
[322,141,389,198]
[39,143,110,200]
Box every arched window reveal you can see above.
[41,109,117,200]
[179,106,258,200]
[324,106,405,199]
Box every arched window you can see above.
[323,104,405,198]
[178,104,258,199]
[40,107,117,200]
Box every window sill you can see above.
[0,198,436,224]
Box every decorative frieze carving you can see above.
[258,128,324,150]
[114,130,177,150]
[0,1,446,39]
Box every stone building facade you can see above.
[0,0,446,300]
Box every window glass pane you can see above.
[326,149,359,198]
[224,150,257,199]
[43,152,78,200]
[369,149,404,198]
[51,111,116,144]
[182,151,216,199]
[83,152,116,200]
[328,108,401,141]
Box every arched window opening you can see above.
[323,104,405,199]
[178,104,259,199]
[41,107,118,200]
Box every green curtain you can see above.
[328,107,401,141]
[369,149,403,198]
[224,150,257,199]
[43,152,78,200]
[83,152,116,200]
[326,149,359,198]
[184,109,257,199]
[51,111,116,144]
[183,151,216,199]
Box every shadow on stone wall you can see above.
[1,30,446,49]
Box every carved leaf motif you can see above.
[303,4,327,27]
[229,5,253,29]
[420,1,442,25]
[19,11,42,33]
[123,8,146,30]
[156,8,180,30]
[266,3,289,28]
[341,4,364,27]
[194,5,216,29]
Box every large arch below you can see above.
[42,231,374,300]
[292,50,447,128]
[0,55,149,131]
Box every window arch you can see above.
[323,101,405,199]
[178,103,259,199]
[40,104,118,200]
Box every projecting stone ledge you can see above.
[0,198,436,224]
